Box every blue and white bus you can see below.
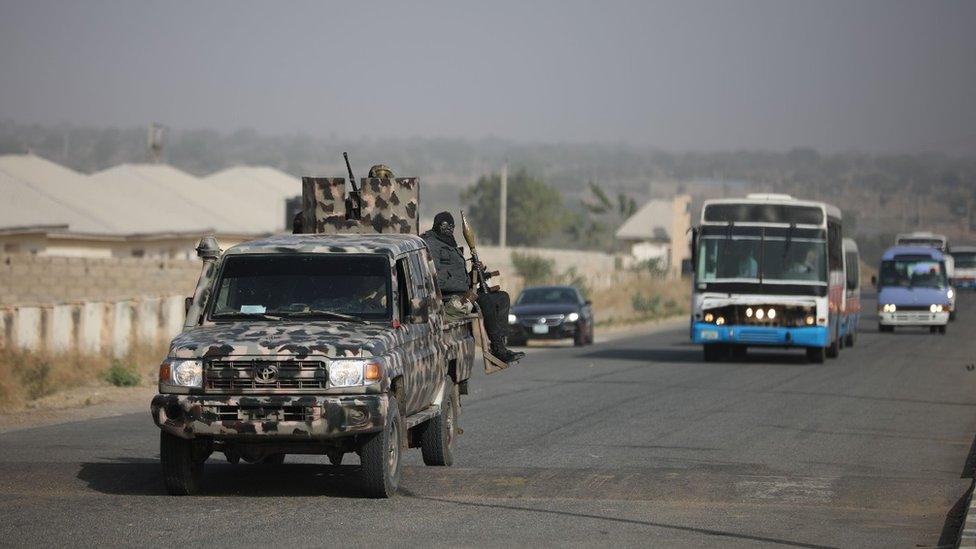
[691,194,845,363]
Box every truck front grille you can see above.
[205,360,328,393]
[210,404,312,422]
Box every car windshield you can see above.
[697,236,826,283]
[210,254,391,320]
[879,259,947,289]
[954,252,976,269]
[517,288,578,305]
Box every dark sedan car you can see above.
[508,285,594,346]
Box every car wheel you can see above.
[160,431,208,496]
[360,395,403,498]
[420,382,456,467]
[573,330,585,347]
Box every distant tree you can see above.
[460,168,565,246]
[568,181,638,251]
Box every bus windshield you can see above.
[953,252,976,269]
[698,236,826,283]
[879,259,947,289]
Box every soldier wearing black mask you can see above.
[422,212,524,363]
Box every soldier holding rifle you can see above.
[422,212,525,364]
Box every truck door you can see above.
[395,255,436,415]
[406,250,442,409]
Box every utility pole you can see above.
[499,162,508,248]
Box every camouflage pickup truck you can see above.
[151,174,484,498]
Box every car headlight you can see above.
[161,359,203,388]
[329,359,381,387]
[508,314,517,324]
[566,312,580,322]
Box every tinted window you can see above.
[845,252,859,289]
[211,254,391,320]
[704,204,824,225]
[517,288,579,305]
[880,257,947,289]
[954,252,976,269]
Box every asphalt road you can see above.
[2,294,975,548]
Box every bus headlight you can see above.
[755,308,765,320]
[947,289,954,299]
[767,308,776,320]
[882,304,896,313]
[715,316,725,326]
[805,315,815,325]
[745,307,753,318]
[704,312,714,323]
[930,304,943,313]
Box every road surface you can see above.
[1,294,975,548]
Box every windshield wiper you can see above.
[212,312,282,321]
[277,309,371,323]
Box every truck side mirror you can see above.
[184,296,193,316]
[408,298,430,324]
[870,275,877,287]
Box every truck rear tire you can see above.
[806,347,826,364]
[160,431,206,496]
[360,395,403,498]
[420,385,456,466]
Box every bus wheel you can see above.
[806,347,826,364]
[825,332,840,359]
[703,345,725,362]
[730,345,747,360]
[939,325,947,335]
[844,330,856,347]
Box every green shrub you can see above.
[560,266,590,298]
[631,293,662,314]
[19,358,53,400]
[104,360,141,387]
[511,252,555,285]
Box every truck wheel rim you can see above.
[388,421,399,473]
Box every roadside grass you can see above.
[0,343,166,412]
[592,272,690,327]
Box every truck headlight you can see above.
[329,359,381,387]
[508,314,517,324]
[162,359,203,388]
[566,312,580,322]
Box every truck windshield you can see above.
[698,236,826,283]
[210,254,391,321]
[954,252,976,269]
[879,258,947,289]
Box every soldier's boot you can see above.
[491,337,525,364]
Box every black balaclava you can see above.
[432,211,458,247]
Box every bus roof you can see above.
[842,238,858,253]
[700,195,841,224]
[881,246,946,261]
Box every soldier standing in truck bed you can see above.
[422,212,524,364]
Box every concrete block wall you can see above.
[477,245,620,289]
[0,295,185,357]
[0,254,200,304]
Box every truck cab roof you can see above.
[224,233,428,257]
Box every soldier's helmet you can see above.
[367,164,395,179]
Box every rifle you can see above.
[343,152,362,220]
[460,211,499,295]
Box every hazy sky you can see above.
[1,0,974,153]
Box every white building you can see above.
[615,195,692,277]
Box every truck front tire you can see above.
[160,431,207,495]
[420,385,456,466]
[360,395,403,498]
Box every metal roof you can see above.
[882,246,946,261]
[225,233,427,256]
[202,166,301,233]
[615,200,674,241]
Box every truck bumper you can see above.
[878,311,949,326]
[151,394,387,440]
[692,322,828,348]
